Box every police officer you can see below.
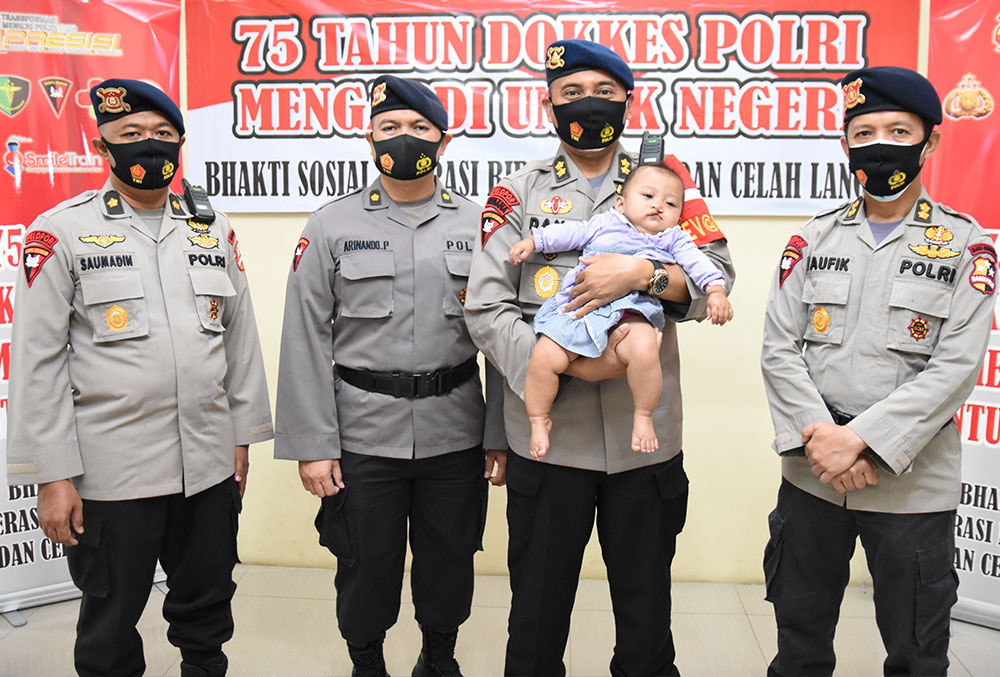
[464,40,736,676]
[761,66,994,675]
[274,76,504,677]
[5,80,273,676]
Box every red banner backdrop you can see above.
[184,0,919,215]
[0,0,179,613]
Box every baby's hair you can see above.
[621,164,684,209]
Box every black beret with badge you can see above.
[370,75,448,132]
[841,66,942,128]
[543,39,634,91]
[89,79,185,135]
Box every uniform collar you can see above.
[363,177,452,228]
[98,181,180,241]
[548,143,633,195]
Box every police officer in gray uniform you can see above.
[5,80,273,677]
[761,67,995,676]
[464,40,735,676]
[274,76,504,677]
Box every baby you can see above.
[509,164,733,459]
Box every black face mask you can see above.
[371,134,442,181]
[551,97,627,150]
[102,138,180,190]
[847,139,927,202]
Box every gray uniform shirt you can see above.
[274,179,497,461]
[464,144,736,473]
[6,184,274,500]
[761,192,995,512]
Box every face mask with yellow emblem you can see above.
[371,134,442,181]
[102,137,181,190]
[551,97,627,151]
[847,138,928,202]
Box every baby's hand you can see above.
[508,236,536,264]
[706,288,733,326]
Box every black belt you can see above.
[336,357,478,398]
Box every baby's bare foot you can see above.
[631,414,659,454]
[529,416,553,460]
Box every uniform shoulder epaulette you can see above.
[522,158,554,175]
[939,202,977,226]
[39,189,99,218]
[804,200,851,226]
[314,185,365,212]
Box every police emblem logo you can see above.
[130,164,146,184]
[481,185,521,249]
[415,153,432,175]
[908,316,929,341]
[372,82,387,106]
[105,304,128,331]
[80,235,126,249]
[162,160,175,180]
[909,225,960,259]
[812,306,830,334]
[970,256,996,295]
[187,218,210,233]
[843,78,865,109]
[888,170,906,191]
[293,237,309,272]
[95,86,130,114]
[546,45,566,70]
[943,74,994,120]
[0,76,30,118]
[778,235,807,288]
[188,234,219,249]
[380,153,394,173]
[569,122,583,141]
[539,196,573,215]
[22,230,59,287]
[534,265,560,299]
[38,77,71,117]
[209,298,220,321]
[600,123,615,144]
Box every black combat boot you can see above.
[348,637,390,677]
[179,653,228,676]
[411,628,462,677]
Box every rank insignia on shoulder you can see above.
[778,235,807,287]
[169,196,186,217]
[293,237,309,272]
[553,156,569,179]
[188,234,219,249]
[80,234,125,249]
[846,198,862,219]
[441,189,452,203]
[369,190,382,206]
[103,191,124,215]
[23,230,59,287]
[914,199,933,223]
[618,154,632,179]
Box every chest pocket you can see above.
[189,268,237,333]
[801,273,850,345]
[443,252,471,317]
[886,280,951,355]
[80,270,150,342]
[339,252,394,319]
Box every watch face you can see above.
[651,270,669,294]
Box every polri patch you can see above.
[969,256,996,295]
[293,237,309,272]
[534,265,560,299]
[968,242,997,261]
[23,230,59,287]
[778,235,807,288]
[812,306,830,334]
[481,185,520,249]
[909,316,929,341]
[227,228,244,271]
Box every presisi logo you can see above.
[3,135,103,182]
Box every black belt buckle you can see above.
[414,369,443,398]
[389,372,415,398]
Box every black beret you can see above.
[90,79,184,135]
[544,39,634,91]
[370,75,448,132]
[841,66,942,128]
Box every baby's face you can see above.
[615,167,684,235]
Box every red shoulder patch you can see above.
[227,228,245,271]
[23,230,59,287]
[292,237,309,272]
[778,235,807,288]
[968,242,997,261]
[481,185,520,249]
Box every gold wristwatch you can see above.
[647,260,670,295]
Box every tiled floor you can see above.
[1,565,997,676]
